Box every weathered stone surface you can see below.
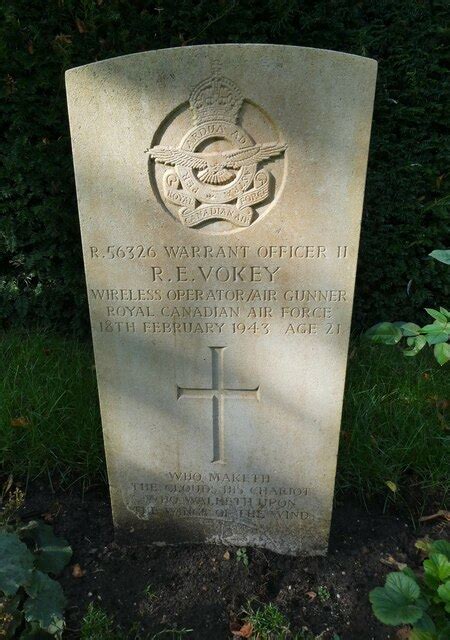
[66,44,377,555]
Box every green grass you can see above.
[81,604,118,640]
[80,604,192,640]
[239,601,329,640]
[339,341,449,508]
[0,330,448,508]
[0,329,104,489]
[242,601,290,640]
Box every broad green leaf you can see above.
[0,531,34,596]
[20,622,55,639]
[24,571,66,634]
[429,249,450,265]
[401,322,421,336]
[434,342,450,366]
[437,581,450,612]
[385,571,422,601]
[409,630,436,640]
[404,335,427,356]
[422,323,447,334]
[369,572,424,625]
[20,521,72,576]
[366,322,403,345]
[423,553,450,582]
[430,540,450,560]
[425,308,448,323]
[437,623,450,640]
[414,612,436,632]
[426,332,449,346]
[439,307,450,319]
[402,566,419,582]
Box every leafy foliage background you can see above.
[1,0,449,333]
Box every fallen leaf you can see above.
[419,510,450,523]
[223,550,230,560]
[27,40,34,54]
[306,591,317,601]
[54,34,72,47]
[396,627,411,639]
[415,538,432,554]
[72,563,86,578]
[10,416,30,428]
[436,174,444,189]
[230,622,253,638]
[75,17,88,33]
[385,481,397,493]
[380,555,407,571]
[5,74,15,95]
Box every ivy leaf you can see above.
[24,571,66,634]
[434,342,450,366]
[423,553,450,582]
[429,249,450,265]
[20,521,72,575]
[366,322,403,345]
[369,572,425,625]
[0,531,34,596]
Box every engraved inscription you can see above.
[177,346,259,464]
[147,62,286,229]
[126,473,312,525]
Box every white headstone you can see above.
[66,44,377,555]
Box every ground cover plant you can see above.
[370,539,450,639]
[367,250,450,366]
[0,483,72,638]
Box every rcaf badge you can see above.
[147,65,286,229]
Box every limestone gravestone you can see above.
[66,44,377,555]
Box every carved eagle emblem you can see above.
[149,142,287,185]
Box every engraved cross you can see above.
[177,346,260,464]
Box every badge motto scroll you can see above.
[147,67,287,228]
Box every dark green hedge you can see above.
[1,0,449,333]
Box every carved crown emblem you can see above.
[190,74,243,124]
[147,63,286,229]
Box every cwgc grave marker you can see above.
[66,44,377,555]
